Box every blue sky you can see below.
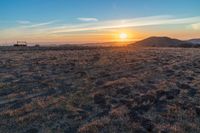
[0,0,200,44]
[1,0,199,22]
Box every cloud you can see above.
[78,17,98,22]
[0,20,59,40]
[1,15,200,42]
[23,20,58,28]
[17,20,31,24]
[50,15,200,34]
[191,23,200,30]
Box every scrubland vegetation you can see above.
[0,46,200,133]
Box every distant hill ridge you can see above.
[187,39,200,44]
[129,36,200,47]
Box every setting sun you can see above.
[119,33,128,40]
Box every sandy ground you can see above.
[0,46,200,133]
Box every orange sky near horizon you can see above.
[1,26,199,45]
[1,19,200,45]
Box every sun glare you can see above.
[119,33,128,40]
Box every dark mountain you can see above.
[130,36,191,47]
[187,39,200,44]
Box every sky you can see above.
[0,0,200,45]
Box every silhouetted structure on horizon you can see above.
[14,41,27,47]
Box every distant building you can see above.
[13,41,27,47]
